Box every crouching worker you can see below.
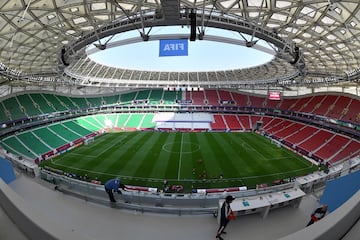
[306,204,328,226]
[104,177,126,203]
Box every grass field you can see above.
[40,131,318,192]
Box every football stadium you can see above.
[0,1,359,240]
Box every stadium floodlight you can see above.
[245,40,258,48]
[140,32,149,41]
[93,43,107,50]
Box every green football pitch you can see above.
[40,131,318,192]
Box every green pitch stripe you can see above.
[148,133,177,179]
[42,131,319,190]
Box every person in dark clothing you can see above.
[306,205,328,226]
[104,178,125,202]
[216,195,235,240]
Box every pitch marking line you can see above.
[177,133,184,180]
[50,158,313,183]
[239,138,267,159]
[65,152,98,158]
[268,157,291,161]
[93,139,121,158]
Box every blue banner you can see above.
[0,157,16,184]
[159,39,188,57]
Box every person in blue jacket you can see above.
[104,177,125,202]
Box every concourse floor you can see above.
[0,174,334,240]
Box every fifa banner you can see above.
[159,39,188,57]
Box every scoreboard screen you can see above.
[268,91,281,100]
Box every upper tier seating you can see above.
[277,97,298,112]
[148,89,163,105]
[231,92,249,106]
[248,95,265,108]
[136,90,151,101]
[16,94,42,116]
[312,95,339,116]
[191,91,206,105]
[288,96,312,112]
[265,98,281,109]
[0,91,359,130]
[326,95,350,119]
[218,90,234,105]
[342,98,360,122]
[163,91,177,105]
[0,102,10,123]
[120,91,137,105]
[69,96,88,109]
[204,89,220,106]
[86,96,102,108]
[56,95,77,109]
[2,97,26,120]
[103,94,120,105]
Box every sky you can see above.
[88,26,274,72]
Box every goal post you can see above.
[253,121,263,132]
[84,137,94,145]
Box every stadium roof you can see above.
[0,0,359,89]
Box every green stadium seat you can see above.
[62,120,93,136]
[42,94,68,112]
[120,92,137,105]
[16,94,42,117]
[162,90,177,105]
[0,102,11,123]
[136,90,151,100]
[33,127,68,148]
[140,114,156,128]
[148,89,163,105]
[2,97,26,120]
[16,131,52,155]
[1,136,37,159]
[56,95,77,109]
[75,116,104,131]
[69,97,88,109]
[86,97,103,108]
[29,93,56,114]
[103,94,120,105]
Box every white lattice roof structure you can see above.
[0,0,359,90]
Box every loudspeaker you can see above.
[61,47,69,66]
[290,46,300,65]
[189,12,196,41]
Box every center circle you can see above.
[162,142,200,154]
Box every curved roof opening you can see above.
[88,27,274,72]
